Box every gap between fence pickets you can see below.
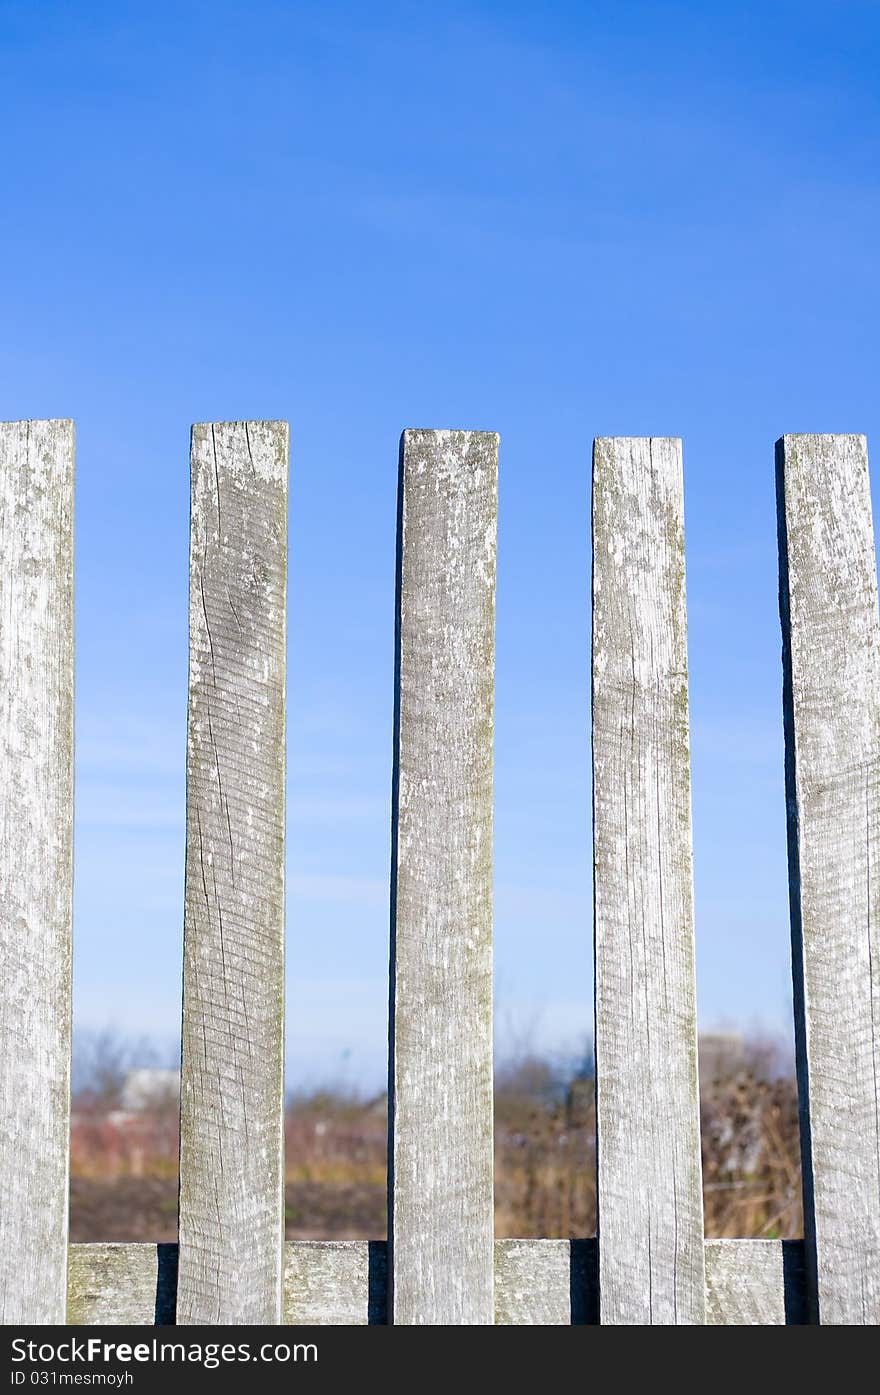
[66,1239,806,1325]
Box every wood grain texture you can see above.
[592,437,706,1324]
[284,1241,386,1325]
[704,1239,806,1326]
[177,422,288,1325]
[68,1245,178,1326]
[776,433,880,1325]
[389,429,498,1325]
[0,420,74,1324]
[66,1239,806,1325]
[494,1240,597,1325]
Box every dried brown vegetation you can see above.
[68,1037,801,1243]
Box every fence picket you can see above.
[0,420,74,1324]
[177,421,289,1324]
[6,412,880,1328]
[591,436,706,1324]
[776,433,880,1324]
[388,428,498,1325]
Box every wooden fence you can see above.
[1,421,878,1326]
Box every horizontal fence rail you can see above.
[66,1238,807,1326]
[0,420,878,1324]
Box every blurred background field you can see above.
[69,1030,801,1243]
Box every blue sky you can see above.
[2,1,879,1088]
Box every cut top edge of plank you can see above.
[69,1238,804,1252]
[191,419,289,433]
[400,427,500,445]
[705,1238,797,1250]
[0,417,75,429]
[593,435,681,447]
[775,432,867,448]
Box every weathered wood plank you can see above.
[68,1244,178,1326]
[66,1239,806,1325]
[705,1239,806,1325]
[776,433,880,1325]
[0,420,74,1324]
[284,1241,387,1325]
[389,429,498,1325]
[591,437,706,1324]
[177,421,289,1325]
[494,1239,597,1325]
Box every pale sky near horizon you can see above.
[3,1,880,1088]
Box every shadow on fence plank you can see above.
[782,1239,807,1325]
[569,1238,598,1325]
[367,1241,387,1325]
[154,1244,178,1325]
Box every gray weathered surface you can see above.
[66,1239,806,1325]
[389,429,498,1325]
[704,1239,805,1326]
[0,420,74,1324]
[177,422,289,1325]
[592,437,706,1324]
[68,1244,177,1326]
[776,433,880,1324]
[494,1240,571,1326]
[284,1241,386,1324]
[494,1239,597,1325]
